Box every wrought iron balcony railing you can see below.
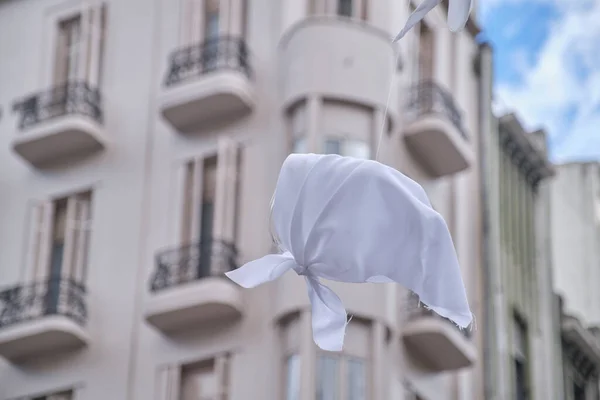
[12,81,103,130]
[405,292,471,339]
[150,239,238,292]
[164,36,251,87]
[405,80,467,140]
[0,278,87,329]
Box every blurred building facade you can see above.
[550,162,600,399]
[0,0,486,399]
[481,111,561,400]
[550,162,600,326]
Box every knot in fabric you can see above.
[225,251,348,351]
[291,260,311,277]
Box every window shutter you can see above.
[183,0,203,46]
[192,158,204,243]
[411,12,421,85]
[72,194,93,282]
[215,354,230,400]
[229,0,244,37]
[23,202,43,283]
[36,201,55,281]
[87,3,107,87]
[173,161,190,247]
[54,21,69,85]
[78,4,92,82]
[212,139,238,274]
[156,365,181,400]
[61,196,79,281]
[174,160,203,247]
[214,138,239,243]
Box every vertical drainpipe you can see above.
[476,40,496,400]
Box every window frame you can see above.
[22,191,93,286]
[337,0,353,17]
[178,140,241,250]
[178,353,231,400]
[512,313,530,400]
[315,352,368,400]
[48,3,107,87]
[323,136,370,159]
[284,353,301,400]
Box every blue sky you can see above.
[479,0,600,162]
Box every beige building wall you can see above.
[0,0,484,399]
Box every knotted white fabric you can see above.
[226,154,472,351]
[394,0,472,42]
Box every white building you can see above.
[0,0,486,399]
[550,162,600,326]
[550,162,600,399]
[480,110,561,400]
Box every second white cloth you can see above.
[394,0,472,42]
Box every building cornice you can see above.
[562,314,600,379]
[498,113,555,189]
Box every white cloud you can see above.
[485,0,600,161]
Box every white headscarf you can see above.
[226,154,472,351]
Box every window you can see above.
[178,140,240,274]
[317,355,339,400]
[53,4,107,86]
[289,101,308,154]
[337,0,353,17]
[285,354,301,400]
[316,354,367,400]
[282,319,370,400]
[324,138,370,159]
[315,319,370,400]
[416,20,434,82]
[25,191,93,285]
[204,0,220,40]
[309,0,367,20]
[573,381,586,400]
[292,137,307,154]
[513,316,529,400]
[55,15,82,84]
[347,358,366,400]
[178,355,230,400]
[282,315,301,400]
[324,139,341,155]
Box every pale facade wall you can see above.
[550,162,600,327]
[482,115,561,400]
[0,0,484,399]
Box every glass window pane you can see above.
[293,137,307,154]
[204,0,220,40]
[343,140,370,159]
[286,354,301,400]
[337,0,353,17]
[181,361,217,400]
[347,358,366,400]
[317,355,339,400]
[324,139,341,155]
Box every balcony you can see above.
[11,82,107,168]
[402,302,476,372]
[403,81,474,177]
[280,17,395,115]
[145,240,244,334]
[159,36,255,133]
[0,278,89,363]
